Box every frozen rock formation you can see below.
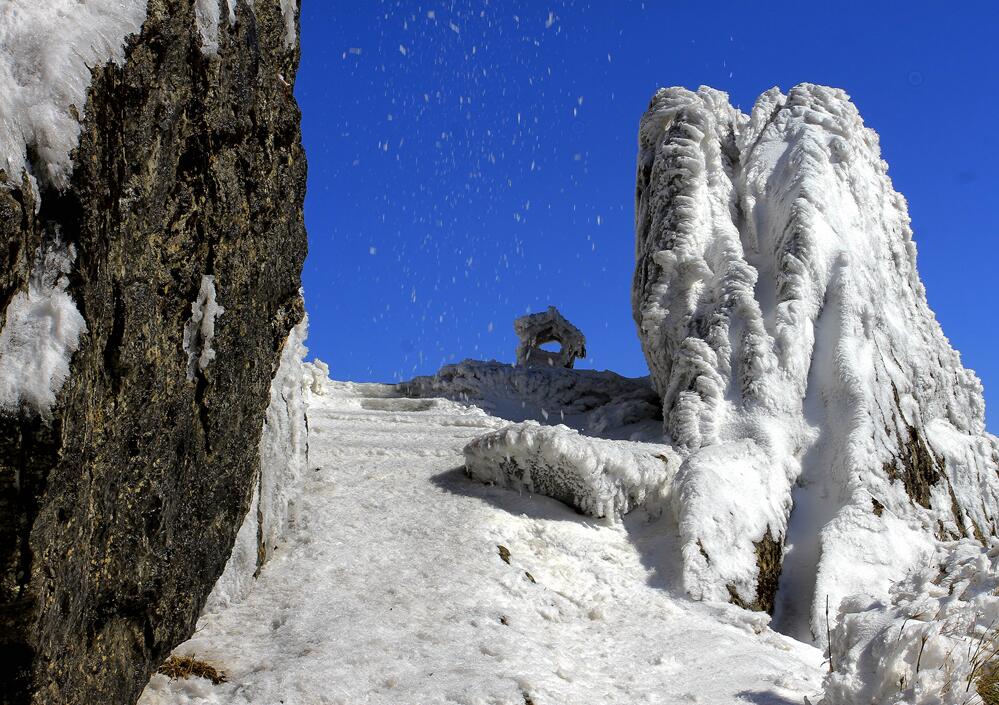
[634,83,999,639]
[464,421,679,519]
[821,539,999,705]
[514,306,586,369]
[0,1,307,703]
[205,314,312,612]
[401,360,662,441]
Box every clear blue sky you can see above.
[296,1,999,430]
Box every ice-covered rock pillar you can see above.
[633,84,999,641]
[0,1,307,703]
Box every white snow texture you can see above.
[464,421,679,519]
[0,0,147,191]
[0,236,86,415]
[205,313,311,611]
[822,539,999,705]
[183,275,224,381]
[634,83,999,642]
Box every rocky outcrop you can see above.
[634,84,999,642]
[514,306,586,369]
[0,1,307,703]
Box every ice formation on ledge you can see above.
[0,0,147,192]
[401,359,661,441]
[634,83,999,641]
[183,275,224,381]
[514,306,586,369]
[0,237,86,416]
[464,421,679,519]
[206,313,311,611]
[195,0,299,55]
[821,539,999,705]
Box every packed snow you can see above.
[183,276,224,381]
[0,236,86,416]
[634,83,999,642]
[141,379,824,704]
[464,421,679,519]
[0,0,146,191]
[822,539,999,705]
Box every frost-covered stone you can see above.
[514,306,586,369]
[0,0,147,191]
[400,359,661,440]
[634,83,999,640]
[464,421,679,519]
[821,539,999,705]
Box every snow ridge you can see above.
[635,83,999,642]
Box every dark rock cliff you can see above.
[0,1,307,703]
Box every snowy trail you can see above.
[142,382,822,705]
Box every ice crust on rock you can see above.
[464,421,679,519]
[0,237,86,416]
[183,275,224,380]
[634,83,999,640]
[0,0,147,191]
[206,313,311,611]
[195,0,299,55]
[821,539,999,705]
[401,359,662,441]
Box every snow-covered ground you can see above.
[141,379,822,705]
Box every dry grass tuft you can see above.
[157,655,227,685]
[977,660,999,705]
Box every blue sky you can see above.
[296,1,999,430]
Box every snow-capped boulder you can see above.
[464,421,679,519]
[634,84,999,640]
[0,2,307,703]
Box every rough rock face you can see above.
[513,306,586,369]
[0,1,307,703]
[634,83,999,642]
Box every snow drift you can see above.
[634,83,999,641]
[822,539,999,705]
[464,421,679,519]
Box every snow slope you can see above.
[140,380,822,705]
[634,83,999,642]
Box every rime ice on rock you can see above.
[464,421,679,519]
[514,306,586,369]
[634,83,999,642]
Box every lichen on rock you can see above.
[0,1,308,703]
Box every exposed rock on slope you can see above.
[634,83,999,641]
[0,1,307,703]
